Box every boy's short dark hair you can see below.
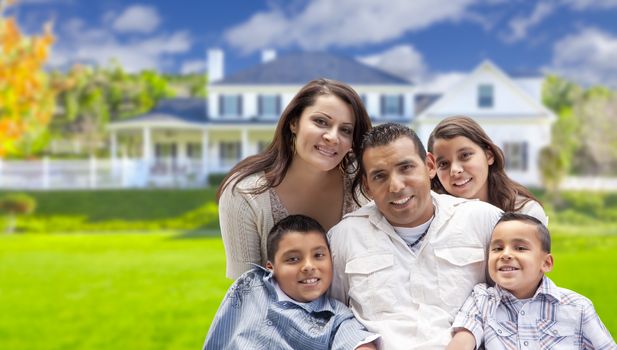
[353,123,426,204]
[496,212,551,253]
[266,214,328,262]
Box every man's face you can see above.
[362,136,436,227]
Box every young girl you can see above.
[217,78,372,279]
[427,116,547,225]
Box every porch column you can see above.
[201,130,209,185]
[241,129,249,159]
[142,127,152,187]
[142,127,152,163]
[110,130,118,175]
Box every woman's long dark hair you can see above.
[216,78,372,201]
[427,116,541,211]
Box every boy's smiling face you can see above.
[488,220,553,299]
[266,231,332,303]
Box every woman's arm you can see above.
[218,184,264,279]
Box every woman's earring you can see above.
[290,133,296,154]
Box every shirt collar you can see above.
[495,276,561,304]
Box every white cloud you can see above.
[180,59,207,74]
[416,72,467,93]
[546,27,617,87]
[563,0,617,10]
[49,8,191,73]
[357,45,427,82]
[111,4,161,33]
[502,2,554,43]
[224,0,479,54]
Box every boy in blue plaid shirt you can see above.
[204,215,378,350]
[446,213,616,350]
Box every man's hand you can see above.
[445,329,476,350]
[355,340,377,350]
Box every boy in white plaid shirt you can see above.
[446,212,616,350]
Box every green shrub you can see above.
[0,193,37,215]
[560,191,605,217]
[207,173,228,187]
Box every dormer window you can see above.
[478,84,493,108]
[381,94,403,115]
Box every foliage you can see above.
[0,192,36,215]
[165,73,208,98]
[207,172,228,187]
[0,0,56,157]
[0,188,219,232]
[541,75,617,201]
[0,192,36,233]
[571,88,617,175]
[49,64,176,155]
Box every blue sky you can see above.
[10,0,617,89]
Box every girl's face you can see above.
[290,94,354,172]
[430,135,494,202]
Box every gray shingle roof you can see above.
[213,52,411,85]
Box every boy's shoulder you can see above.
[546,278,594,308]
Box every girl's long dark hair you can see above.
[216,78,372,200]
[427,116,541,211]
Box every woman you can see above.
[427,116,547,225]
[217,78,372,279]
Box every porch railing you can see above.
[0,157,214,190]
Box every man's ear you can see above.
[542,253,554,273]
[426,152,437,178]
[266,261,273,270]
[362,175,373,199]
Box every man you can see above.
[328,123,503,349]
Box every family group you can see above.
[204,79,615,350]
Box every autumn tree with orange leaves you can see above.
[0,0,55,157]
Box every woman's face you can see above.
[430,135,494,202]
[290,94,354,172]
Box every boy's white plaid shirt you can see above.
[452,276,617,350]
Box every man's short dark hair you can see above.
[267,214,328,263]
[495,212,551,253]
[352,123,427,204]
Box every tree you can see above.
[571,88,617,175]
[0,0,55,157]
[49,63,175,155]
[540,75,582,199]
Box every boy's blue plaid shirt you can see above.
[453,276,617,350]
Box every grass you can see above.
[1,229,616,350]
[0,232,232,350]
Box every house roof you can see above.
[414,93,442,115]
[109,98,208,126]
[213,52,411,85]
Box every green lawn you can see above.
[1,229,616,349]
[0,232,232,350]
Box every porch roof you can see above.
[109,98,207,127]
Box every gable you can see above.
[416,61,554,121]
